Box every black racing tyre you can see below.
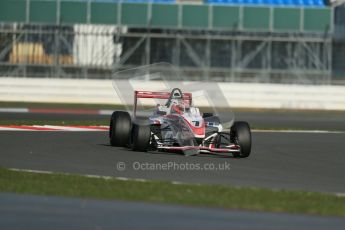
[131,124,151,152]
[231,121,251,158]
[109,111,131,147]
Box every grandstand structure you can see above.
[0,0,338,84]
[333,3,345,83]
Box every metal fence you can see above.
[0,22,333,84]
[0,1,339,84]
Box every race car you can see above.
[109,88,251,158]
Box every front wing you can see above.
[157,144,240,155]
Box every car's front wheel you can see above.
[109,111,131,147]
[231,121,251,158]
[131,124,151,152]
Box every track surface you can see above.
[1,110,344,227]
[1,192,344,230]
[1,110,345,131]
[0,131,344,193]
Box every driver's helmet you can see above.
[171,99,189,114]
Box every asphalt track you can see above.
[1,111,344,228]
[0,130,344,193]
[1,109,345,131]
[1,192,344,230]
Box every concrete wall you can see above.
[1,77,345,111]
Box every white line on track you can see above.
[0,108,29,113]
[0,125,108,131]
[42,125,107,131]
[0,107,110,115]
[99,110,113,115]
[335,193,345,197]
[9,168,150,183]
[10,168,54,174]
[0,127,26,131]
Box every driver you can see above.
[171,100,189,114]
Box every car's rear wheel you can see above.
[131,124,151,151]
[231,121,251,158]
[109,111,131,147]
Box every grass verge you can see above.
[0,167,344,217]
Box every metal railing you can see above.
[0,22,334,84]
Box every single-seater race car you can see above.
[109,88,251,158]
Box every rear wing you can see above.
[134,90,192,117]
